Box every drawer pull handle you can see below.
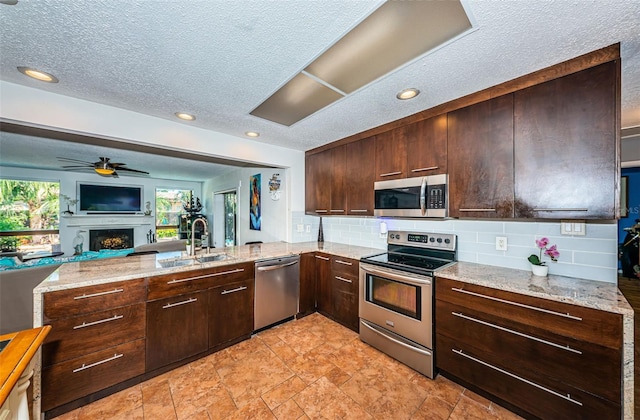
[73,353,123,373]
[335,276,352,284]
[350,209,368,213]
[330,209,345,213]
[452,312,582,354]
[458,208,496,212]
[532,208,588,212]
[315,210,328,213]
[452,349,583,406]
[73,288,124,300]
[379,171,402,177]
[221,286,248,295]
[167,268,244,284]
[335,260,353,266]
[411,166,438,173]
[451,287,582,321]
[162,297,198,309]
[73,314,124,330]
[315,255,330,261]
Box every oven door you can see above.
[359,262,432,348]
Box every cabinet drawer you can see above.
[42,338,145,412]
[436,334,620,420]
[43,303,145,367]
[436,300,621,403]
[331,257,358,277]
[147,262,254,300]
[43,278,146,321]
[436,278,622,349]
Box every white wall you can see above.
[291,212,619,284]
[0,166,201,255]
[203,168,289,246]
[0,81,306,212]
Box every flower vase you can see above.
[317,217,324,243]
[531,264,549,277]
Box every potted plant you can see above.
[61,194,78,215]
[528,237,560,276]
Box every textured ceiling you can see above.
[0,0,639,181]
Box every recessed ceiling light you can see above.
[175,112,196,121]
[245,131,260,138]
[17,66,58,83]
[396,88,420,100]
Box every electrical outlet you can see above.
[305,225,311,233]
[296,224,304,233]
[496,236,507,251]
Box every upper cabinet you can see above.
[513,62,618,219]
[406,114,448,176]
[375,129,406,181]
[346,137,376,216]
[448,95,515,218]
[305,149,331,215]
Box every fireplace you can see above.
[89,228,134,251]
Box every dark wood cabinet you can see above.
[330,257,359,332]
[406,114,448,176]
[447,94,515,218]
[305,150,332,215]
[329,145,347,215]
[146,290,208,372]
[346,137,376,216]
[209,278,254,348]
[375,130,406,181]
[435,277,623,419]
[315,253,332,316]
[299,252,316,317]
[514,61,618,219]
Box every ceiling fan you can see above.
[57,156,150,178]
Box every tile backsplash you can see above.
[291,211,618,283]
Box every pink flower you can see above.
[545,245,560,261]
[535,237,549,248]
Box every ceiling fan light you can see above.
[95,167,115,175]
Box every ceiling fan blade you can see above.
[61,165,93,169]
[109,162,126,167]
[117,167,149,175]
[57,157,93,165]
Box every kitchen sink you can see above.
[157,258,196,268]
[196,253,231,263]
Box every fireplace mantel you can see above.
[62,215,153,228]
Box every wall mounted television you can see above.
[77,183,143,214]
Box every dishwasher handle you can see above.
[256,260,299,271]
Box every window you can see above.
[155,188,190,241]
[0,179,60,253]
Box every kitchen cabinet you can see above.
[514,61,618,219]
[299,252,317,317]
[346,137,376,216]
[375,130,406,181]
[447,94,515,218]
[315,253,332,316]
[209,278,254,348]
[330,256,359,332]
[405,114,448,176]
[329,145,347,215]
[305,150,332,215]
[435,277,622,419]
[41,279,147,412]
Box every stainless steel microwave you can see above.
[374,174,448,218]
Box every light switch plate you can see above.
[296,224,304,233]
[496,236,507,251]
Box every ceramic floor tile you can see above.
[293,376,359,419]
[410,372,464,407]
[76,385,142,420]
[271,398,305,420]
[224,398,275,419]
[324,366,352,387]
[462,388,492,409]
[449,394,505,420]
[261,375,307,410]
[287,348,338,384]
[413,395,455,420]
[266,338,300,362]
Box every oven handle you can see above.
[361,264,432,286]
[420,177,427,216]
[360,320,432,357]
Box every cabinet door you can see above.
[305,150,332,215]
[329,145,346,215]
[514,61,617,219]
[146,290,208,372]
[331,271,359,332]
[375,130,407,181]
[314,253,332,315]
[299,252,316,316]
[209,278,254,348]
[406,114,448,176]
[448,95,515,218]
[346,137,376,216]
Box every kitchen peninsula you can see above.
[30,242,634,419]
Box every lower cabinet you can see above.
[146,290,208,372]
[209,278,254,348]
[315,253,332,316]
[298,252,317,317]
[435,277,623,419]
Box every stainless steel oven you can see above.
[374,174,447,218]
[359,231,456,378]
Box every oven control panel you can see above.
[388,231,456,251]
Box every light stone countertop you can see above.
[33,241,383,294]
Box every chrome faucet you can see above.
[190,217,209,256]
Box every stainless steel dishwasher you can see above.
[254,255,300,331]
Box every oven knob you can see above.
[429,237,435,242]
[444,238,451,244]
[437,238,443,243]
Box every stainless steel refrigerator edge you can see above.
[254,255,300,331]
